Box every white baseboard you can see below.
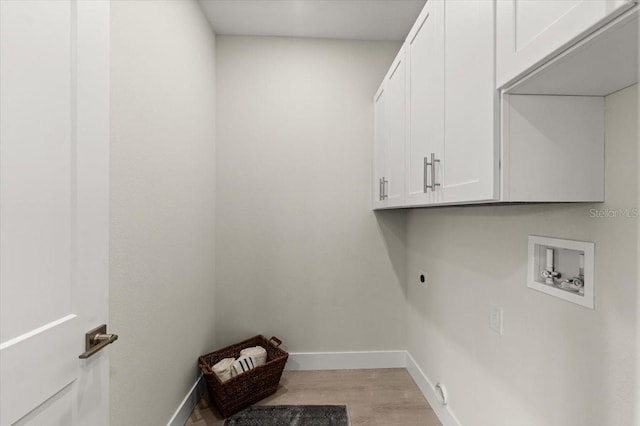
[167,374,205,426]
[285,350,406,371]
[169,352,460,426]
[405,353,461,426]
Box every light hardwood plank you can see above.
[184,369,441,426]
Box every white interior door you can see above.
[0,1,110,425]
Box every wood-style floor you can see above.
[185,368,442,426]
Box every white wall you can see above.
[636,83,640,426]
[406,85,638,426]
[110,1,216,425]
[108,9,637,424]
[215,36,407,352]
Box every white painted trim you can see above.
[170,352,460,426]
[405,353,461,426]
[167,374,205,426]
[285,350,406,371]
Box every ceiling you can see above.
[198,0,427,41]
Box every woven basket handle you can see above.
[268,336,282,347]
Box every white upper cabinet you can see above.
[384,45,407,207]
[372,45,406,209]
[372,83,387,209]
[372,0,618,210]
[496,0,634,88]
[405,0,444,206]
[441,0,498,204]
[375,0,498,210]
[405,0,498,207]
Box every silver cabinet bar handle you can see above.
[382,178,388,199]
[424,156,430,192]
[379,178,383,201]
[431,152,440,190]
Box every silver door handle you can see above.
[79,324,118,359]
[425,153,440,192]
[382,178,388,199]
[379,178,383,201]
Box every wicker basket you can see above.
[198,335,289,418]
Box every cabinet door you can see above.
[405,0,444,206]
[497,0,632,88]
[441,0,498,204]
[372,83,386,209]
[384,45,406,207]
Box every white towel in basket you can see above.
[240,346,267,366]
[211,357,235,382]
[232,355,258,376]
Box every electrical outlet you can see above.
[490,305,503,335]
[417,270,428,288]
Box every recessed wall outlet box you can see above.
[527,235,595,309]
